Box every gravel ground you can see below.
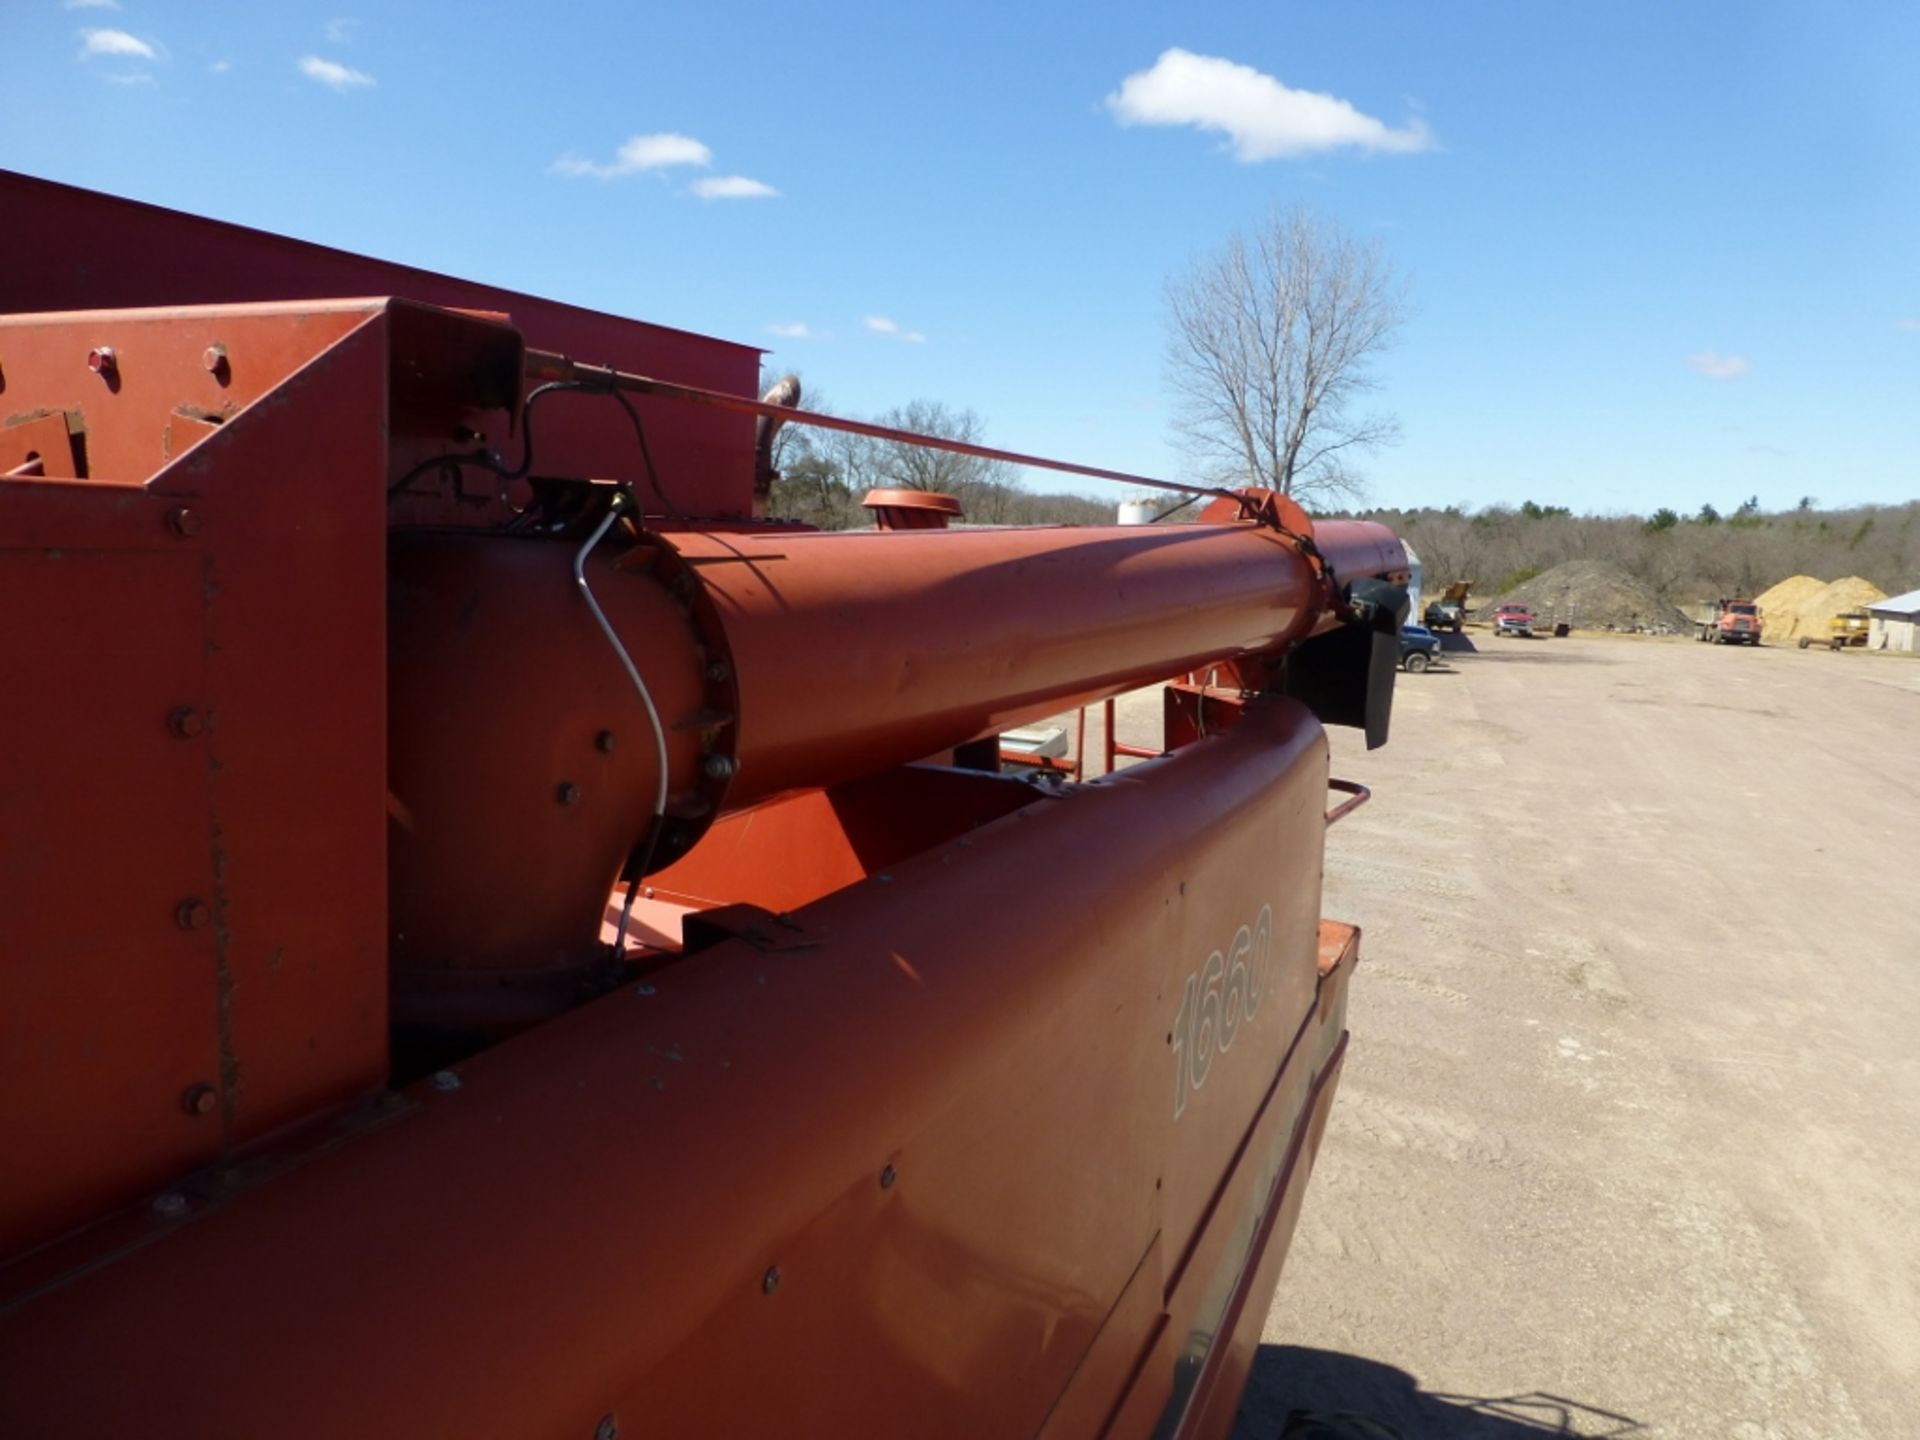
[1237,634,1920,1438]
[1072,634,1919,1438]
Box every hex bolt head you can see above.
[201,344,228,376]
[86,345,117,376]
[152,1192,188,1219]
[430,1070,462,1092]
[880,1164,898,1190]
[181,1083,218,1116]
[166,507,202,539]
[761,1266,781,1295]
[702,754,735,782]
[595,729,617,754]
[167,706,205,740]
[175,898,212,931]
[593,1417,619,1440]
[556,782,583,807]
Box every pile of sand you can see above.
[1754,575,1886,641]
[1488,559,1694,633]
[1754,575,1826,641]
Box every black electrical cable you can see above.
[387,380,689,531]
[593,381,688,526]
[1147,494,1203,523]
[385,380,591,498]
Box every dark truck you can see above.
[1423,580,1474,633]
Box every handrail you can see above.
[1325,779,1371,826]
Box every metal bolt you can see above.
[430,1070,461,1092]
[87,345,117,376]
[166,507,202,539]
[182,1083,218,1116]
[595,729,617,754]
[761,1266,781,1295]
[167,706,205,739]
[880,1164,897,1190]
[556,782,582,807]
[704,661,731,683]
[152,1192,189,1219]
[175,898,211,931]
[201,344,228,376]
[702,754,735,782]
[593,1417,618,1440]
[634,983,657,997]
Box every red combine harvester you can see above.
[0,172,1409,1438]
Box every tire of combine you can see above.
[1799,636,1812,650]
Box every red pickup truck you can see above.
[1491,604,1536,638]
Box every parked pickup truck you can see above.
[1400,623,1442,672]
[1491,604,1536,638]
[1423,580,1474,633]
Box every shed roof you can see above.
[1866,587,1920,617]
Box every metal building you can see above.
[1866,588,1920,652]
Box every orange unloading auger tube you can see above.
[386,513,1384,1024]
[0,175,1408,1440]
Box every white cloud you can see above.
[552,132,713,180]
[694,175,778,200]
[1686,351,1752,380]
[79,28,156,60]
[1106,48,1432,161]
[65,0,121,10]
[298,55,374,90]
[864,315,927,343]
[1897,318,1920,333]
[767,322,818,339]
[106,71,156,86]
[324,18,359,44]
[209,59,233,74]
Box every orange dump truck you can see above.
[1696,598,1765,645]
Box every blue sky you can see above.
[7,1,1917,514]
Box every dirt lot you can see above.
[1231,634,1920,1437]
[1082,633,1920,1437]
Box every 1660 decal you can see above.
[1170,904,1273,1120]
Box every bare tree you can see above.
[870,399,1017,520]
[1165,207,1407,506]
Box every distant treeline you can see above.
[1328,498,1920,603]
[766,407,1919,604]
